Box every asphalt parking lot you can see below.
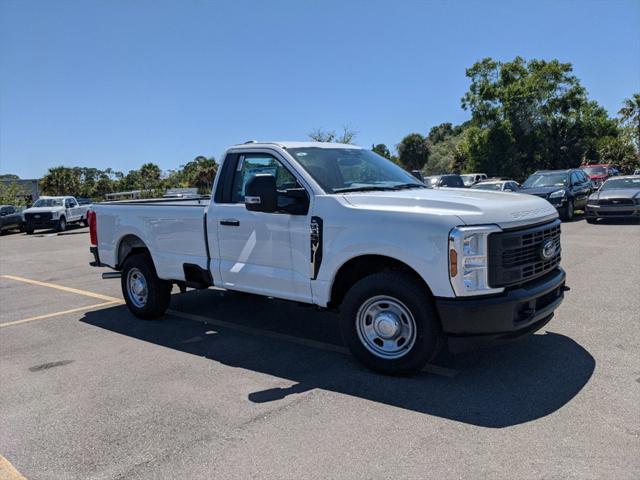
[1,218,639,479]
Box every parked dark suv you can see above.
[520,169,592,221]
[423,174,465,188]
[0,205,24,234]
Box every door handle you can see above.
[220,219,240,227]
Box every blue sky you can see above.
[1,0,639,179]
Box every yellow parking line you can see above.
[0,301,121,329]
[0,275,121,303]
[0,454,27,479]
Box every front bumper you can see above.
[435,267,566,352]
[585,204,640,218]
[26,219,58,229]
[546,196,567,209]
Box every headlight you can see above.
[549,190,566,198]
[449,225,504,297]
[51,211,59,219]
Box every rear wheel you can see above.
[339,271,440,375]
[121,253,172,319]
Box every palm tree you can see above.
[618,93,640,151]
[40,167,80,196]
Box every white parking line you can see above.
[0,301,120,329]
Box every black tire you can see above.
[82,217,89,227]
[57,216,67,232]
[339,271,440,375]
[560,199,574,222]
[25,225,34,235]
[120,253,172,319]
[586,217,597,224]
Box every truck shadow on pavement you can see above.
[82,290,595,429]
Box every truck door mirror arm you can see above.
[278,188,309,215]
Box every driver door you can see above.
[212,152,312,302]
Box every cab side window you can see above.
[570,172,581,186]
[230,154,297,204]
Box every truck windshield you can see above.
[472,183,502,191]
[522,173,568,188]
[287,148,424,193]
[33,198,63,207]
[582,166,608,176]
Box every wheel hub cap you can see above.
[126,268,148,308]
[355,296,417,360]
[373,312,400,339]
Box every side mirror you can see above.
[245,174,277,213]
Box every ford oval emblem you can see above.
[540,239,557,260]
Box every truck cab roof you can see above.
[229,141,362,150]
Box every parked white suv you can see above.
[24,196,91,234]
[89,142,566,374]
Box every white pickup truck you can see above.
[89,141,566,374]
[24,196,91,234]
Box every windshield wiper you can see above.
[391,183,427,190]
[334,186,398,193]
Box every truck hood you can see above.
[342,188,558,228]
[591,188,640,200]
[23,206,65,214]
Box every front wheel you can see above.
[339,272,440,375]
[121,253,172,319]
[57,216,67,232]
[25,225,34,235]
[560,199,574,222]
[82,217,89,227]
[586,217,597,224]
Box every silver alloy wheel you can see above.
[59,217,66,231]
[126,267,148,308]
[356,295,417,359]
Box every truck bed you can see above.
[94,197,211,281]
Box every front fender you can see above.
[312,210,459,306]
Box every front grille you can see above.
[598,198,634,206]
[488,219,562,288]
[25,212,53,222]
[599,210,635,216]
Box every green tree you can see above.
[597,136,638,173]
[40,167,81,196]
[423,132,465,174]
[0,181,28,206]
[397,133,429,171]
[427,123,457,145]
[371,144,392,160]
[138,163,162,191]
[0,174,20,180]
[460,56,616,178]
[618,93,640,154]
[181,156,218,194]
